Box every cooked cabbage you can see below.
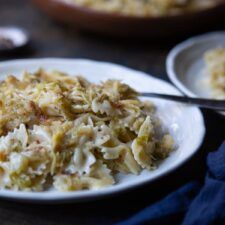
[0,69,174,191]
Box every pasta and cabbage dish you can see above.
[0,70,173,191]
[67,0,215,17]
[204,47,225,99]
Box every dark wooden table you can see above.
[0,1,225,224]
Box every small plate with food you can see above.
[167,31,225,116]
[0,58,205,203]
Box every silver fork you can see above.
[141,93,225,111]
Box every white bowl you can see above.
[166,31,225,116]
[0,58,205,203]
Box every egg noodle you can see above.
[0,70,173,191]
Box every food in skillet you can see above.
[67,0,216,17]
[204,47,225,99]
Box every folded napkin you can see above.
[118,142,225,225]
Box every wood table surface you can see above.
[0,0,225,224]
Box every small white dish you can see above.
[0,26,29,51]
[166,31,225,116]
[0,58,205,203]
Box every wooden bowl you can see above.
[32,0,225,38]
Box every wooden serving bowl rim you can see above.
[51,0,225,21]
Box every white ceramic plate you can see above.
[0,58,205,203]
[166,31,225,116]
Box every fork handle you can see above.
[141,93,225,111]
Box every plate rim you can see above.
[0,58,206,203]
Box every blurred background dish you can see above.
[0,26,29,52]
[55,0,217,17]
[166,31,225,116]
[31,0,225,38]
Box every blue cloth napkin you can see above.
[118,142,225,225]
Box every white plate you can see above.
[0,58,205,203]
[166,31,225,116]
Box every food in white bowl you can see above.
[204,47,225,99]
[166,31,225,116]
[0,69,174,192]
